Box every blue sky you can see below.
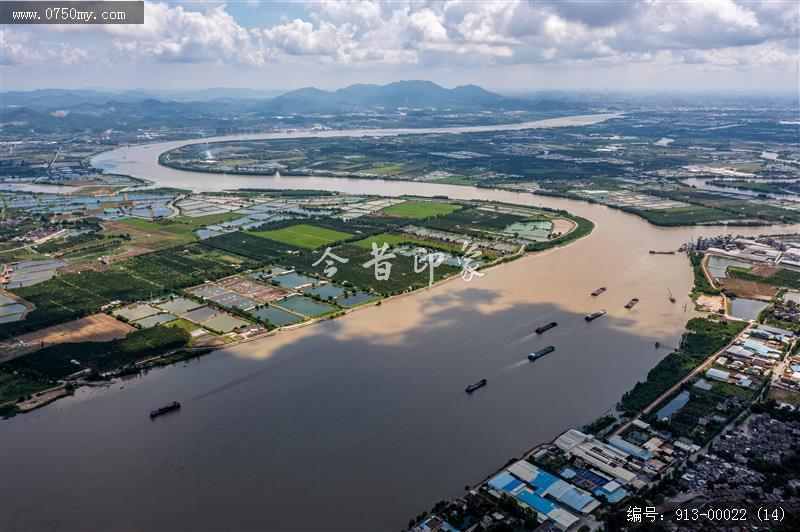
[1,1,798,92]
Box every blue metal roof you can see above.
[557,487,596,512]
[594,486,627,503]
[515,489,556,514]
[608,436,652,460]
[488,471,517,492]
[529,469,559,490]
[560,468,577,479]
[743,340,778,356]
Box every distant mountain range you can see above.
[260,80,514,112]
[0,81,588,133]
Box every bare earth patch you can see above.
[768,386,800,407]
[719,278,779,300]
[0,313,134,362]
[749,265,781,278]
[17,387,68,411]
[551,217,577,236]
[696,294,724,313]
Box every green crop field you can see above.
[249,223,352,249]
[362,163,407,175]
[629,205,734,226]
[117,218,195,236]
[173,212,242,227]
[380,200,461,219]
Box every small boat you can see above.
[585,310,607,321]
[528,346,555,361]
[465,379,487,394]
[668,288,676,303]
[149,401,181,418]
[591,287,607,296]
[625,298,640,309]
[535,321,558,334]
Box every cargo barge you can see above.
[591,287,606,296]
[149,401,181,418]
[465,379,487,394]
[535,321,558,334]
[625,298,640,309]
[585,310,607,321]
[528,345,555,361]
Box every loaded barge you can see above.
[585,310,607,321]
[465,379,487,394]
[591,287,607,296]
[149,401,181,418]
[625,298,640,309]
[535,322,558,334]
[528,345,555,361]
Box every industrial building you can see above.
[554,429,640,484]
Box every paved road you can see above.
[611,323,752,437]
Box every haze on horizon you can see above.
[1,0,799,94]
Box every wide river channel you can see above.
[3,115,798,531]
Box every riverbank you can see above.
[532,189,784,227]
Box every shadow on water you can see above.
[3,286,665,532]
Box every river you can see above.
[2,115,798,531]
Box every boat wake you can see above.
[496,359,529,374]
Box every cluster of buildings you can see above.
[770,298,800,329]
[715,413,800,466]
[709,325,793,389]
[485,460,599,530]
[46,162,93,182]
[669,412,800,526]
[553,426,697,491]
[414,422,700,531]
[774,337,800,392]
[677,453,767,506]
[10,226,67,244]
[706,238,782,264]
[700,235,800,271]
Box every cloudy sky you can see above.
[1,0,798,93]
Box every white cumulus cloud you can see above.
[1,0,797,77]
